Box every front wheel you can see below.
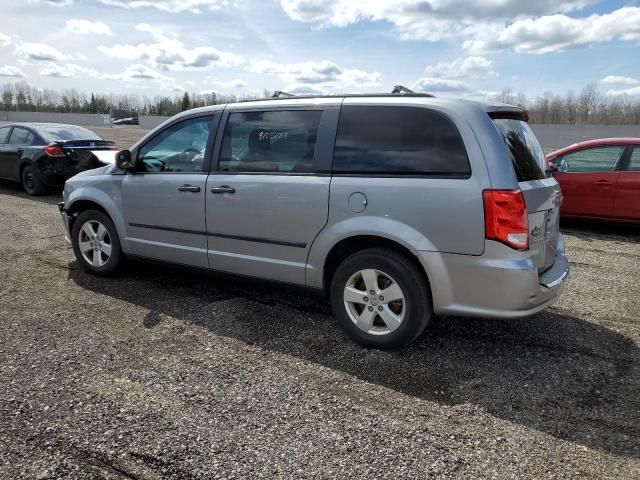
[71,209,122,276]
[330,248,431,349]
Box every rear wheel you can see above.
[330,248,431,349]
[21,164,47,196]
[71,209,122,276]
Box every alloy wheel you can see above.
[343,269,406,336]
[78,220,112,267]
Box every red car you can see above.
[547,138,640,223]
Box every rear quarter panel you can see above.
[305,99,493,289]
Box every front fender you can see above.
[305,216,437,289]
[65,178,126,250]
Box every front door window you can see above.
[137,116,213,173]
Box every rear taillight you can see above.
[483,189,529,250]
[42,145,65,157]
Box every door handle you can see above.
[178,184,201,192]
[210,185,236,194]
[594,180,612,185]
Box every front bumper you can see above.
[415,237,570,319]
[58,202,72,244]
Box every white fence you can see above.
[0,111,112,127]
[139,115,171,130]
[530,124,640,150]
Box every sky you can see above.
[1,0,640,99]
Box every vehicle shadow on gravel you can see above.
[69,262,640,459]
[0,183,62,205]
[561,218,640,240]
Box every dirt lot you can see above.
[1,126,639,478]
[90,126,149,149]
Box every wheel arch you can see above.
[306,216,438,290]
[321,235,432,295]
[19,159,33,179]
[65,189,127,249]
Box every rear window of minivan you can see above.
[492,116,546,182]
[333,106,470,176]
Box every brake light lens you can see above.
[42,145,65,157]
[483,190,529,250]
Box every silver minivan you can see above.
[59,92,569,349]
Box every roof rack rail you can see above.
[272,90,295,99]
[391,85,415,94]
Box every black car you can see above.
[0,123,117,195]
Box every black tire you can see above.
[71,209,122,276]
[21,164,48,196]
[330,248,431,349]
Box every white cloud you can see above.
[424,56,496,79]
[412,77,471,94]
[39,64,75,78]
[206,79,248,89]
[98,23,243,71]
[0,33,11,47]
[115,64,165,81]
[464,7,640,54]
[65,19,113,36]
[600,75,639,86]
[279,0,596,41]
[281,1,640,56]
[98,0,227,14]
[38,61,180,91]
[607,87,640,97]
[39,63,100,78]
[0,65,27,78]
[28,0,73,6]
[281,84,324,95]
[251,59,380,92]
[14,43,66,62]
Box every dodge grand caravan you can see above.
[58,92,570,349]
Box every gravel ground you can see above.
[1,127,639,478]
[89,126,149,149]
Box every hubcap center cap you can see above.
[370,297,380,306]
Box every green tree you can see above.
[2,89,13,110]
[89,93,97,113]
[181,92,191,111]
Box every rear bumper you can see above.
[37,158,78,184]
[415,237,570,319]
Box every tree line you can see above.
[0,81,272,119]
[2,80,640,124]
[494,84,640,125]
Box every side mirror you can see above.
[115,149,134,171]
[547,160,558,174]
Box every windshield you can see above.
[38,125,102,142]
[492,118,546,182]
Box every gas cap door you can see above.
[348,192,368,213]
